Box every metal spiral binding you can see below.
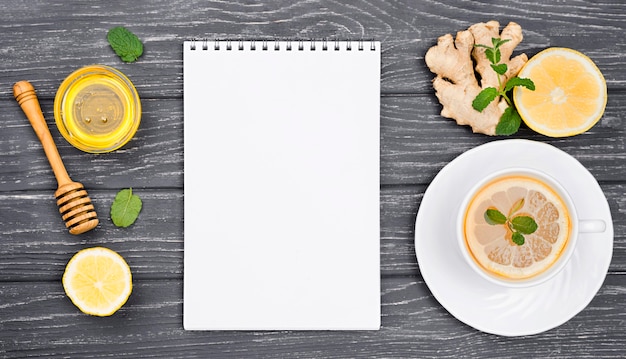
[189,39,376,51]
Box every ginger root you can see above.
[425,21,528,135]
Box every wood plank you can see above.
[0,185,623,282]
[0,1,624,98]
[0,98,183,191]
[1,275,625,358]
[379,94,626,185]
[1,1,625,357]
[1,93,624,191]
[0,190,184,281]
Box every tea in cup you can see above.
[457,168,605,287]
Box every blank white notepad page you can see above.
[183,40,380,330]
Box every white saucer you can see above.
[415,139,614,336]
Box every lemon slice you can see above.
[62,247,132,316]
[513,47,607,137]
[464,175,570,279]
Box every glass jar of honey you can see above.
[54,65,141,153]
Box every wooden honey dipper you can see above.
[13,81,99,235]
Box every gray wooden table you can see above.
[1,1,625,357]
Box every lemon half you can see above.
[513,47,607,137]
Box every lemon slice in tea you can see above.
[463,175,571,279]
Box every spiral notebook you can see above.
[183,40,381,330]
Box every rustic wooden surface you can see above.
[1,1,625,357]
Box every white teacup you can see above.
[457,167,606,288]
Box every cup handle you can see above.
[579,219,606,233]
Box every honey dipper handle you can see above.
[13,81,72,186]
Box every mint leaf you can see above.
[512,232,525,245]
[494,48,502,64]
[505,77,535,92]
[495,107,522,135]
[484,48,497,64]
[511,215,538,234]
[110,188,143,227]
[472,87,499,112]
[491,63,508,75]
[485,208,507,225]
[492,38,510,48]
[483,195,537,246]
[107,26,144,63]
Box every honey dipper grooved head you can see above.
[55,182,99,235]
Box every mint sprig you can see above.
[484,198,538,246]
[107,26,144,63]
[472,38,535,135]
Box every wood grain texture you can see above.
[0,98,183,191]
[0,0,624,98]
[1,0,625,357]
[0,184,623,281]
[1,95,624,191]
[1,276,625,358]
